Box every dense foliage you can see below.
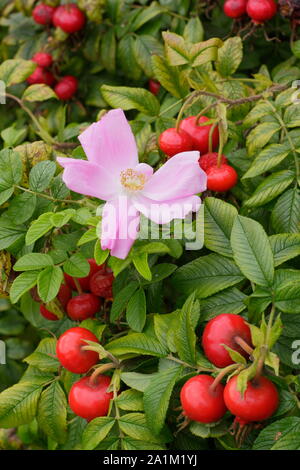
[0,0,300,451]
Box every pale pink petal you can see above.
[57,159,118,201]
[134,163,154,180]
[101,196,140,259]
[141,152,207,201]
[132,193,201,224]
[78,109,138,174]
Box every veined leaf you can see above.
[38,381,67,444]
[231,216,274,287]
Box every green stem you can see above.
[6,93,55,145]
[14,185,97,208]
[210,363,240,392]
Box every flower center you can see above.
[120,169,145,191]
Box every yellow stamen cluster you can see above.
[120,169,146,191]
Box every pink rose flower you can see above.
[57,109,207,259]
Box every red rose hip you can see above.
[53,4,85,33]
[32,3,55,25]
[40,304,59,321]
[246,0,277,23]
[149,79,160,96]
[32,52,53,68]
[89,271,114,299]
[27,66,55,86]
[67,293,101,321]
[54,75,78,101]
[180,116,219,155]
[57,283,72,309]
[64,258,106,292]
[159,128,193,157]
[206,164,238,192]
[56,327,99,374]
[224,375,279,422]
[202,314,253,368]
[180,375,227,423]
[199,152,228,172]
[69,375,113,421]
[224,0,248,18]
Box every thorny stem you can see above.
[175,83,287,132]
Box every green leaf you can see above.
[216,37,243,77]
[126,288,146,332]
[0,187,14,205]
[0,221,26,249]
[118,413,167,444]
[26,212,54,245]
[243,143,291,179]
[0,59,36,86]
[275,281,300,313]
[190,38,222,67]
[29,161,57,192]
[116,390,144,411]
[133,35,163,77]
[162,32,190,65]
[144,364,182,435]
[6,192,36,224]
[77,228,97,246]
[10,271,39,304]
[175,293,199,364]
[132,253,152,281]
[23,84,57,102]
[231,216,274,287]
[183,17,204,43]
[82,417,115,450]
[0,148,22,190]
[38,381,67,444]
[106,333,167,358]
[204,197,238,258]
[37,266,63,303]
[253,417,300,450]
[24,338,59,372]
[246,121,280,156]
[122,437,165,450]
[0,381,42,428]
[284,104,300,128]
[50,209,76,228]
[143,263,177,285]
[172,253,244,297]
[270,233,300,266]
[272,188,300,233]
[244,101,273,127]
[101,85,159,116]
[129,2,163,31]
[151,55,189,99]
[121,372,156,392]
[110,281,139,323]
[94,240,109,265]
[63,254,90,278]
[14,253,54,271]
[244,170,295,208]
[201,288,247,320]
